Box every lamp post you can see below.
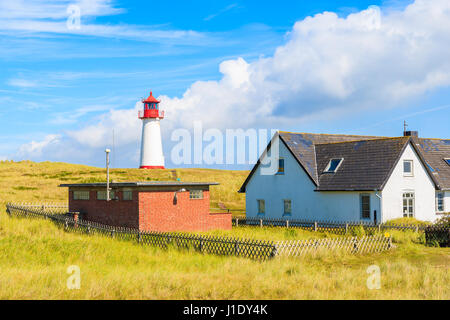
[105,148,111,201]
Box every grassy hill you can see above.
[0,160,449,299]
[0,160,248,213]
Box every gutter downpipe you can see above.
[375,189,382,225]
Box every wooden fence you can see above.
[232,216,426,234]
[5,203,276,260]
[275,235,392,257]
[5,203,398,258]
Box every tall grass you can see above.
[0,214,448,299]
[0,160,449,299]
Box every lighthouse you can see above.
[138,91,165,169]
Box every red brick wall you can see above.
[68,187,232,232]
[138,190,231,232]
[68,189,139,229]
[207,212,232,231]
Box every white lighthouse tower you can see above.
[139,91,165,169]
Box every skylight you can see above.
[445,158,450,166]
[324,158,343,173]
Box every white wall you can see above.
[443,191,450,214]
[245,135,380,222]
[381,143,438,222]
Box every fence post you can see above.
[286,220,289,228]
[236,217,238,227]
[260,219,263,228]
[138,231,141,244]
[199,239,203,253]
[314,221,317,232]
[65,218,68,230]
[345,223,348,234]
[415,225,419,233]
[234,240,239,255]
[378,224,381,233]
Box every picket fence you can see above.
[5,203,395,259]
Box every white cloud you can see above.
[7,78,38,88]
[0,0,209,44]
[14,0,450,166]
[17,134,61,158]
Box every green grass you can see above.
[0,214,448,299]
[0,160,449,299]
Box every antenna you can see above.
[403,120,408,134]
[105,148,111,201]
[112,128,115,169]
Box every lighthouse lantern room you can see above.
[139,91,165,169]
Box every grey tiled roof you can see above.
[239,131,450,192]
[414,137,450,190]
[279,132,384,185]
[60,181,219,188]
[314,137,409,191]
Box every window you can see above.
[403,192,415,217]
[73,190,89,200]
[189,190,203,199]
[283,199,292,216]
[436,192,444,212]
[277,158,285,175]
[324,158,343,173]
[123,190,133,201]
[403,160,413,176]
[97,190,115,200]
[444,158,450,166]
[257,199,265,215]
[360,194,371,219]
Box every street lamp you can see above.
[105,148,111,201]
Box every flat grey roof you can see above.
[59,181,219,188]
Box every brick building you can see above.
[59,181,231,232]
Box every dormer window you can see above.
[324,158,343,173]
[403,160,413,176]
[276,158,285,175]
[444,158,450,166]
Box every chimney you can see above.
[404,130,418,137]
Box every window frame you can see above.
[189,189,203,200]
[257,199,265,215]
[360,193,371,220]
[403,160,414,176]
[122,189,133,201]
[283,199,292,216]
[436,192,444,213]
[402,192,415,218]
[96,190,115,201]
[323,158,344,173]
[73,190,90,200]
[276,158,285,175]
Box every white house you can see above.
[239,131,450,223]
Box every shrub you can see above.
[349,225,365,237]
[384,217,430,226]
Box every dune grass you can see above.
[0,160,449,299]
[0,160,247,211]
[0,214,448,299]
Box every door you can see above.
[402,192,415,218]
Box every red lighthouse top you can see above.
[139,91,164,119]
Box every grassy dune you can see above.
[0,160,449,299]
[0,160,248,211]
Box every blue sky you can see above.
[1,0,449,169]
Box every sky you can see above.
[1,0,450,169]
